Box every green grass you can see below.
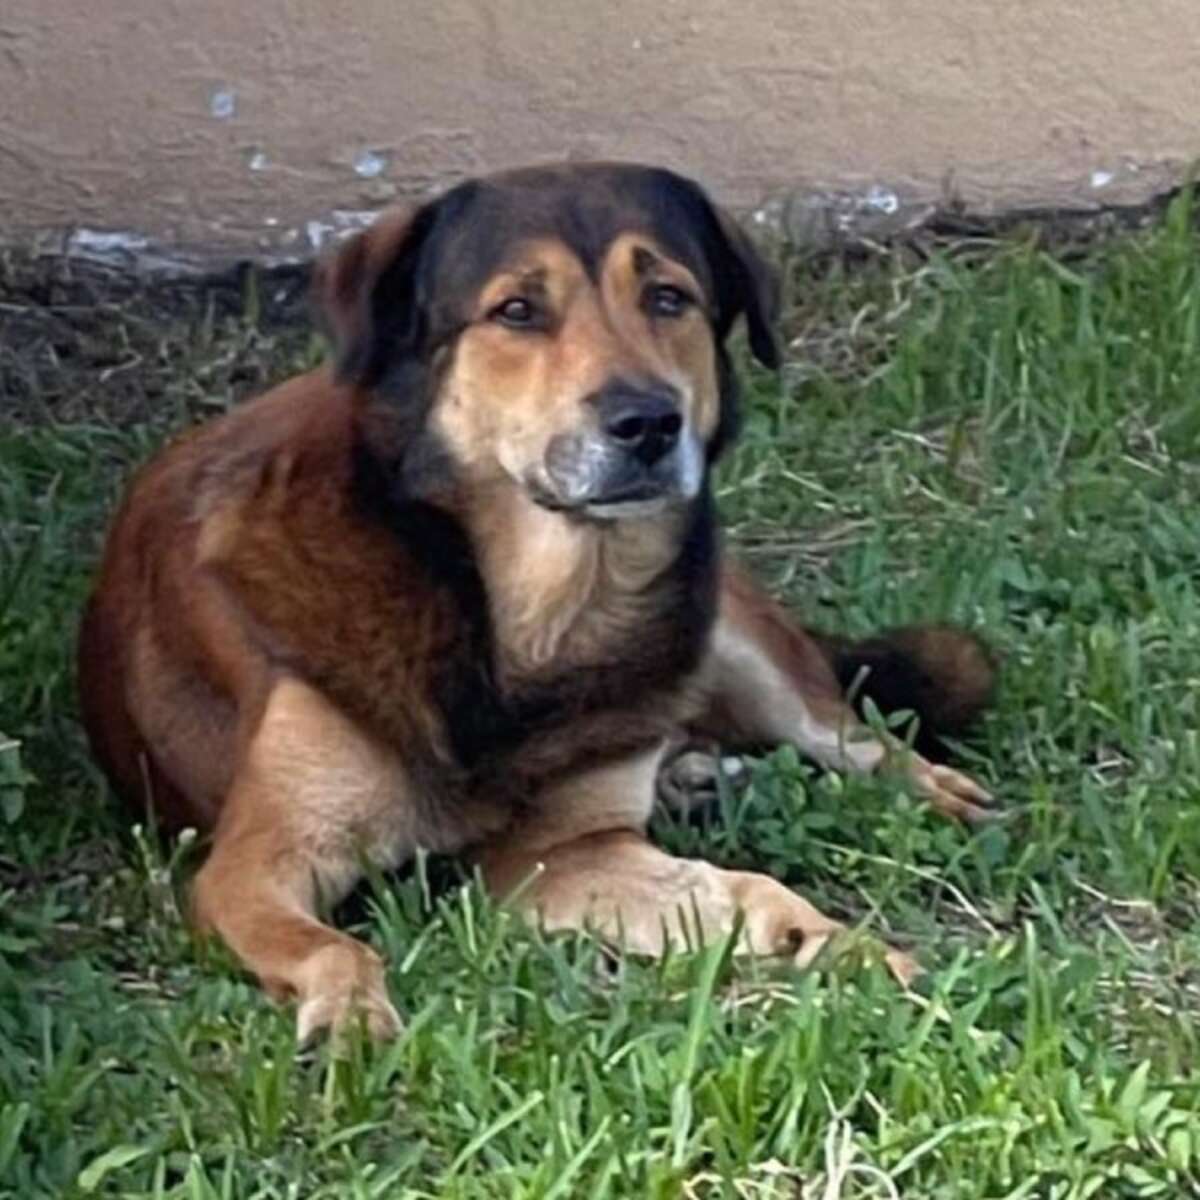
[2,195,1199,1198]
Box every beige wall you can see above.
[3,1,1197,256]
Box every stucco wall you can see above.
[3,0,1198,256]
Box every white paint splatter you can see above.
[330,209,379,230]
[69,229,149,253]
[1090,169,1114,189]
[353,150,386,178]
[209,88,237,120]
[302,209,385,250]
[864,185,899,215]
[306,220,333,250]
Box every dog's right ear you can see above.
[709,206,781,371]
[313,204,438,387]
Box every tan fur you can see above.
[434,234,719,498]
[465,484,690,677]
[477,748,919,984]
[190,678,411,1042]
[693,566,994,822]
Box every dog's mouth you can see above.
[580,491,674,522]
[527,478,673,522]
[532,430,703,522]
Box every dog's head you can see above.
[317,163,779,521]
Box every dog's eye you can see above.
[490,297,537,328]
[648,284,694,319]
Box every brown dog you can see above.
[78,163,995,1040]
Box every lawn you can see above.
[1,194,1199,1199]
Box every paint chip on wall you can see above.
[353,150,387,179]
[209,89,237,120]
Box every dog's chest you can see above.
[436,556,716,785]
[284,491,718,793]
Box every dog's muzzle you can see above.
[538,385,703,518]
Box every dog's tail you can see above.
[812,625,997,758]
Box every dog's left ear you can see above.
[709,207,782,370]
[312,203,438,387]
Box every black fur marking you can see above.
[708,349,742,464]
[824,631,996,760]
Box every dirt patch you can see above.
[1,189,1186,430]
[0,252,319,428]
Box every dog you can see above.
[78,163,995,1041]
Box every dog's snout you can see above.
[593,385,682,466]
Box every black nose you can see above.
[593,385,683,466]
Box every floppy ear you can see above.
[710,207,782,370]
[312,204,437,387]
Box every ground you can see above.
[1,196,1199,1199]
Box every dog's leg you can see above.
[684,563,994,823]
[477,746,918,984]
[190,678,412,1042]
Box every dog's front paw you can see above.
[908,757,996,825]
[730,872,921,988]
[294,941,403,1044]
